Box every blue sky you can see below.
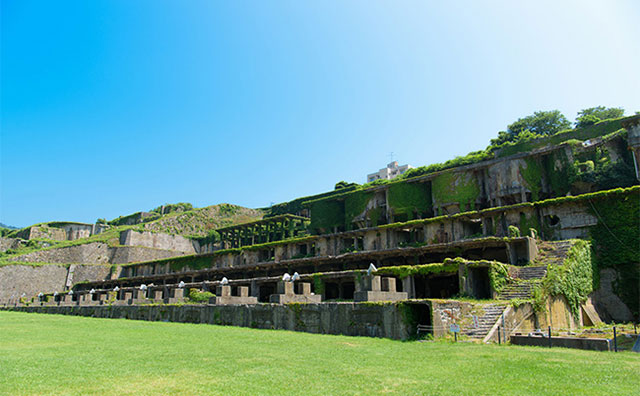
[2,1,639,227]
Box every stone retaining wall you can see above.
[3,302,416,340]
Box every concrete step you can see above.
[516,266,547,280]
[464,304,506,339]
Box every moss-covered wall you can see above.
[387,182,432,220]
[588,189,639,319]
[519,157,544,201]
[309,200,345,234]
[344,191,373,230]
[432,171,480,212]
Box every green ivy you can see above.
[519,158,543,200]
[588,189,640,318]
[542,240,593,321]
[309,200,344,234]
[432,171,480,211]
[344,190,373,230]
[387,182,432,220]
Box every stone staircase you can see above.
[498,281,537,300]
[534,240,574,266]
[464,304,506,339]
[466,241,574,340]
[516,266,547,280]
[498,266,547,300]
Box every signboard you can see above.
[450,324,460,333]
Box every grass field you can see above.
[0,311,638,396]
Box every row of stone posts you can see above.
[9,274,410,308]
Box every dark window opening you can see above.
[545,215,560,227]
[341,282,355,300]
[414,274,459,299]
[258,283,276,302]
[468,267,491,299]
[324,282,340,300]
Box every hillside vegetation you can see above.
[141,203,263,238]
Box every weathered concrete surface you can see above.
[6,243,186,265]
[120,230,196,254]
[591,268,633,323]
[510,334,612,351]
[3,302,414,340]
[0,264,112,303]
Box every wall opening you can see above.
[468,267,491,299]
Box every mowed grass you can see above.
[0,312,638,396]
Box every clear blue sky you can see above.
[2,1,639,227]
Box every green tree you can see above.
[575,106,624,127]
[334,181,358,190]
[507,110,571,137]
[489,110,571,147]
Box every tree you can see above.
[490,110,571,147]
[507,110,571,137]
[335,181,358,190]
[575,106,624,127]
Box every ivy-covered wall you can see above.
[588,189,639,319]
[432,171,480,212]
[387,182,432,220]
[344,190,373,230]
[540,240,593,321]
[542,148,575,197]
[309,200,345,234]
[519,157,544,201]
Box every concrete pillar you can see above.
[216,285,231,297]
[402,276,415,299]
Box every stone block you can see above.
[216,285,231,297]
[296,283,311,296]
[238,286,249,297]
[353,290,408,302]
[381,277,396,292]
[277,281,294,295]
[210,295,258,305]
[269,293,322,304]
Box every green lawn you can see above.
[0,311,638,396]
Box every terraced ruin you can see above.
[2,115,639,341]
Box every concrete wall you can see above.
[510,335,612,351]
[120,230,197,254]
[6,243,187,265]
[4,302,413,340]
[591,268,634,322]
[0,264,112,303]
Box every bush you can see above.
[188,288,214,303]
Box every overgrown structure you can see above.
[2,116,639,341]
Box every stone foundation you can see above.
[3,302,416,340]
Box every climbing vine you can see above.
[542,240,593,321]
[519,158,543,201]
[588,189,640,318]
[344,191,373,230]
[387,182,432,220]
[309,200,345,234]
[432,171,480,211]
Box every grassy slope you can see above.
[0,312,638,396]
[0,204,264,264]
[141,204,264,238]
